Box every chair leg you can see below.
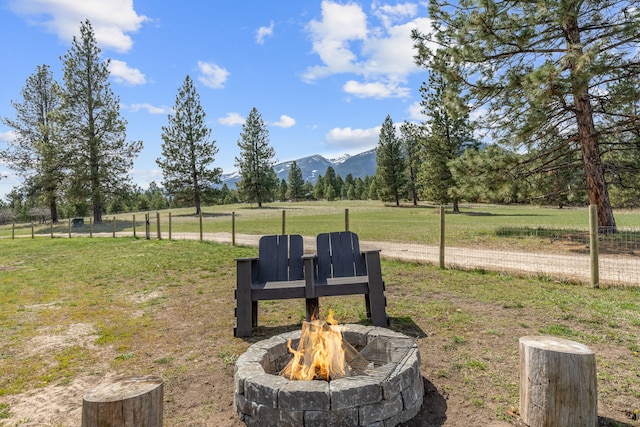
[252,301,258,327]
[364,294,372,319]
[306,297,319,321]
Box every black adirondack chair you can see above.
[234,234,306,337]
[304,231,389,327]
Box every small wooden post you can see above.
[12,222,15,239]
[168,212,172,240]
[232,211,236,246]
[68,218,72,238]
[145,213,150,240]
[82,375,163,427]
[112,217,116,238]
[133,214,137,238]
[589,205,599,288]
[519,336,597,427]
[89,218,93,238]
[439,206,445,269]
[281,209,286,235]
[156,212,161,240]
[345,208,350,232]
[50,220,54,238]
[31,222,34,239]
[199,210,203,241]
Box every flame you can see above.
[281,310,347,381]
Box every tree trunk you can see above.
[565,13,617,232]
[82,376,163,427]
[49,198,58,223]
[519,336,597,427]
[452,198,460,213]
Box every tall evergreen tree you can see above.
[235,107,277,207]
[1,64,65,222]
[157,75,221,215]
[399,121,422,206]
[414,1,640,230]
[60,20,141,223]
[287,161,305,201]
[375,115,407,206]
[417,62,476,213]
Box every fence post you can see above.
[68,218,72,238]
[51,220,54,238]
[31,222,34,239]
[168,212,172,240]
[439,206,445,269]
[112,217,116,238]
[282,210,286,235]
[589,205,599,288]
[145,213,150,240]
[232,211,236,246]
[345,208,350,232]
[133,214,137,238]
[199,211,203,242]
[90,217,93,238]
[156,212,161,240]
[12,222,15,239]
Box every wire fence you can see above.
[1,207,638,288]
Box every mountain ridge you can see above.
[220,149,376,189]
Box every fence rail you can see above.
[1,206,638,288]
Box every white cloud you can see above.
[303,1,434,99]
[272,115,296,128]
[325,126,381,150]
[128,103,170,115]
[0,130,17,144]
[407,101,427,121]
[343,80,410,99]
[218,113,245,126]
[8,0,149,53]
[197,61,230,89]
[256,21,274,44]
[109,59,146,85]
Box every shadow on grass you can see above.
[173,212,232,218]
[390,315,428,339]
[460,211,547,217]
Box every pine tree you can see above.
[278,179,288,202]
[417,63,475,213]
[1,64,65,222]
[287,161,305,201]
[60,20,142,223]
[413,1,640,230]
[400,121,422,206]
[235,107,277,207]
[375,115,407,206]
[157,75,221,214]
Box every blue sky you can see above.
[0,0,433,199]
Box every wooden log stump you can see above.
[519,336,597,427]
[82,375,163,427]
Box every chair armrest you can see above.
[235,257,259,262]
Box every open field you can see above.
[0,238,639,426]
[3,201,640,247]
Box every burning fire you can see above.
[281,311,356,381]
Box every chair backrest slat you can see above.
[258,235,304,282]
[316,231,365,280]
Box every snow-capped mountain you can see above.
[219,149,376,189]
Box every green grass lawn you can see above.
[0,237,639,425]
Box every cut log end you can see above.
[519,336,597,427]
[82,375,163,427]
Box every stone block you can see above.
[234,362,265,394]
[255,403,304,427]
[304,407,359,426]
[330,376,382,410]
[359,393,403,426]
[245,374,289,407]
[278,380,330,411]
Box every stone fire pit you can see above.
[234,324,423,426]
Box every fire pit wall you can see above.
[234,324,423,427]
